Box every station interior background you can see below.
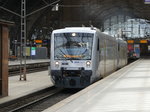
[0,0,150,59]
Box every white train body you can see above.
[50,27,127,88]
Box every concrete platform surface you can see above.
[9,59,50,66]
[0,71,53,104]
[43,59,150,112]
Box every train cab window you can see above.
[54,33,94,60]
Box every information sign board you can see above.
[31,47,36,55]
[145,0,150,4]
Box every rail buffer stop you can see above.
[0,20,14,97]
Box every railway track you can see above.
[9,66,48,76]
[9,62,50,76]
[12,89,80,112]
[0,87,80,112]
[3,60,135,112]
[0,87,61,112]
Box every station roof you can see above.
[83,0,150,21]
[0,0,150,39]
[0,0,150,21]
[0,19,14,26]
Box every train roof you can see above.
[52,27,121,41]
[116,38,127,44]
[52,27,98,33]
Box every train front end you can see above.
[50,29,94,88]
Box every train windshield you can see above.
[54,33,94,60]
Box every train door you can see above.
[99,36,106,77]
[94,37,101,80]
[117,41,121,68]
[114,40,118,70]
[103,38,107,77]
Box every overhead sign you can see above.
[145,0,150,4]
[35,40,42,43]
[140,40,147,43]
[127,40,134,44]
[43,39,48,43]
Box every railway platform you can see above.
[9,59,50,66]
[8,59,50,71]
[43,59,150,112]
[0,70,53,105]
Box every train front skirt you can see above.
[51,70,92,88]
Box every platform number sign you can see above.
[145,0,150,4]
[31,47,36,55]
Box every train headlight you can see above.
[86,61,91,67]
[55,61,59,67]
[72,33,76,37]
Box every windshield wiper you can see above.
[81,49,88,55]
[59,49,73,63]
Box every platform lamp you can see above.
[52,3,59,11]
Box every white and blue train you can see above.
[49,27,127,88]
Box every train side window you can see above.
[97,39,99,51]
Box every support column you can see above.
[0,20,13,97]
[0,25,2,96]
[20,0,27,81]
[1,26,9,96]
